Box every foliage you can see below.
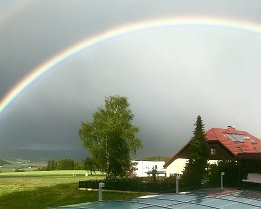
[206,160,239,187]
[106,129,132,179]
[56,159,75,170]
[46,160,57,170]
[181,115,210,189]
[46,159,84,171]
[83,157,99,174]
[79,96,142,180]
[80,177,181,193]
[73,161,85,170]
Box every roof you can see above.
[206,127,261,156]
[164,127,261,168]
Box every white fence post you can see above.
[98,182,105,201]
[176,174,180,193]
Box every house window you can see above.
[210,147,216,155]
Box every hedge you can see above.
[79,178,179,193]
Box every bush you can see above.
[206,160,239,187]
[79,176,180,193]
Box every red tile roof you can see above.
[205,127,261,156]
[164,127,261,168]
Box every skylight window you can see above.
[226,134,246,142]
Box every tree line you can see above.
[46,159,85,170]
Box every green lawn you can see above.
[0,170,90,177]
[0,171,150,209]
[0,170,102,196]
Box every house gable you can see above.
[164,127,261,168]
[208,141,235,160]
[206,127,261,157]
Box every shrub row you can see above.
[79,178,179,193]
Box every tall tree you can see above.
[181,115,210,188]
[79,96,142,179]
[83,157,98,175]
[57,159,75,170]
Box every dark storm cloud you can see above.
[1,0,261,159]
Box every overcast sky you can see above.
[1,0,261,160]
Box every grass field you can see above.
[0,170,90,177]
[0,170,150,209]
[0,171,101,196]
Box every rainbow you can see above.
[1,16,261,115]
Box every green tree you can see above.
[74,161,85,170]
[79,95,142,179]
[46,160,57,170]
[83,157,98,175]
[206,160,239,187]
[57,159,75,170]
[181,115,210,188]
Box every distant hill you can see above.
[142,156,170,162]
[0,159,10,166]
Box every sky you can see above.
[1,0,261,160]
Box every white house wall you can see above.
[166,159,188,176]
[166,159,218,177]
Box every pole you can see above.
[98,182,105,201]
[221,172,225,189]
[176,174,179,193]
[237,159,242,189]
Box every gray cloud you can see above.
[1,0,261,160]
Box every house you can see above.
[165,158,188,176]
[164,126,261,177]
[132,160,166,177]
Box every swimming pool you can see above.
[51,190,261,209]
